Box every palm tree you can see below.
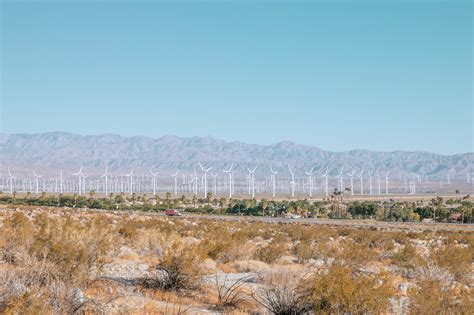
[260,199,269,216]
[219,197,227,214]
[206,192,213,205]
[12,191,17,204]
[109,192,114,202]
[192,195,197,209]
[131,192,137,208]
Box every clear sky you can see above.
[1,0,472,154]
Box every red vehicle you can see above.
[165,209,182,216]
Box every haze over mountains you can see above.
[0,132,472,179]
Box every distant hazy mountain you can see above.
[0,132,472,179]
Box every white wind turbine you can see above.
[198,163,212,197]
[223,163,234,198]
[7,168,16,194]
[32,170,43,194]
[358,169,364,195]
[210,172,218,195]
[347,169,356,196]
[270,165,278,198]
[368,170,373,195]
[385,170,390,195]
[72,166,83,195]
[287,164,295,197]
[305,167,314,197]
[376,168,381,195]
[247,166,258,198]
[101,166,109,195]
[171,171,179,195]
[125,169,134,195]
[82,172,88,194]
[321,167,329,196]
[336,167,344,192]
[59,170,64,194]
[149,170,159,195]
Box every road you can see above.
[175,213,474,232]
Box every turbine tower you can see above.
[305,167,314,197]
[7,168,16,194]
[101,166,109,196]
[223,163,234,198]
[321,167,329,197]
[72,166,83,195]
[198,163,212,197]
[287,164,295,197]
[247,166,258,198]
[32,170,43,194]
[149,170,159,195]
[171,171,179,195]
[385,170,390,195]
[270,166,278,198]
[336,167,344,192]
[59,170,64,194]
[210,172,218,195]
[347,170,356,196]
[358,169,364,195]
[125,169,134,195]
[368,170,373,195]
[376,168,381,195]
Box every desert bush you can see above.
[253,241,287,264]
[409,279,474,314]
[212,272,253,310]
[252,272,312,315]
[430,245,472,282]
[392,243,425,271]
[141,241,202,291]
[311,264,394,314]
[293,240,317,263]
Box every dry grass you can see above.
[0,206,472,313]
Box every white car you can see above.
[290,214,301,219]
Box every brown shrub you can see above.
[311,264,394,314]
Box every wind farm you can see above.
[1,1,472,314]
[1,132,473,199]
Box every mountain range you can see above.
[1,132,472,179]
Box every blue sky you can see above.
[1,0,472,154]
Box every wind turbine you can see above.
[72,166,83,195]
[305,167,314,197]
[287,164,295,197]
[59,170,64,194]
[376,168,381,195]
[101,166,109,196]
[7,168,16,194]
[171,171,179,195]
[368,170,373,195]
[223,163,234,198]
[358,169,364,195]
[347,169,356,196]
[125,169,134,195]
[149,170,159,195]
[270,165,278,198]
[385,170,390,195]
[32,170,43,194]
[247,166,258,198]
[198,163,212,197]
[336,167,344,192]
[321,167,329,197]
[210,172,218,195]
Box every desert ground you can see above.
[0,204,473,314]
